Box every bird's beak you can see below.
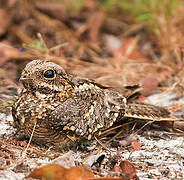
[19,75,28,82]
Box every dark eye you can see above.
[44,69,55,78]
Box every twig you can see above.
[94,136,111,153]
[83,121,136,162]
[99,120,135,137]
[22,121,37,158]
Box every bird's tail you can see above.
[124,101,178,121]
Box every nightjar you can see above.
[12,60,177,149]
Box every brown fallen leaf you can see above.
[27,164,64,180]
[141,76,159,96]
[0,41,23,66]
[112,37,149,63]
[27,164,94,180]
[120,160,139,180]
[88,178,123,180]
[65,166,94,180]
[131,141,141,151]
[0,9,11,36]
[138,96,147,102]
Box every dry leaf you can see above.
[0,9,11,36]
[27,164,94,180]
[88,177,124,180]
[112,37,148,63]
[131,141,141,151]
[120,160,139,180]
[65,166,94,180]
[0,41,22,66]
[138,96,147,102]
[27,164,65,180]
[141,76,159,96]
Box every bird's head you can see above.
[20,60,74,94]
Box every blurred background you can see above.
[1,0,184,96]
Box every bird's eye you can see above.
[44,69,55,79]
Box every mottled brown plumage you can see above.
[12,60,177,149]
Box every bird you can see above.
[12,59,177,150]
